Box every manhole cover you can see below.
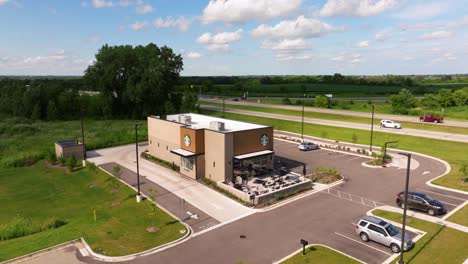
[240,235,246,239]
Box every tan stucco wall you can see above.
[204,130,233,182]
[147,116,182,166]
[232,127,274,155]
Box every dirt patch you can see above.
[146,226,159,233]
[88,184,96,189]
[111,188,120,193]
[111,201,120,207]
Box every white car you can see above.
[380,120,402,129]
[298,142,319,151]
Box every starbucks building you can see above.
[147,113,274,183]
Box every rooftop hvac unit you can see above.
[209,121,225,131]
[178,115,192,124]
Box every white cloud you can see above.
[419,31,453,40]
[90,0,135,8]
[0,50,92,75]
[130,21,148,30]
[49,8,57,14]
[375,31,391,41]
[197,29,243,51]
[356,40,370,47]
[261,38,310,51]
[251,15,341,39]
[403,56,413,61]
[187,52,202,59]
[393,2,449,20]
[320,0,399,17]
[136,4,153,14]
[0,0,10,6]
[153,17,191,32]
[330,53,362,64]
[201,0,302,24]
[275,54,312,61]
[331,55,344,61]
[86,36,101,43]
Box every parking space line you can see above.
[347,156,368,162]
[416,189,467,201]
[438,200,458,207]
[334,232,391,256]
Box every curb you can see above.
[77,165,193,262]
[272,244,366,264]
[0,239,81,264]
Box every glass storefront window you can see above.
[182,157,193,171]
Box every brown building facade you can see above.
[147,113,274,182]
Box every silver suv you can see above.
[355,216,414,253]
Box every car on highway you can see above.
[396,191,446,216]
[298,142,319,151]
[380,120,402,129]
[419,114,444,123]
[356,216,414,253]
[232,98,239,101]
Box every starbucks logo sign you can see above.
[184,134,191,147]
[260,134,269,146]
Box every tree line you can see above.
[0,43,198,121]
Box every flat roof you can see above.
[164,113,268,132]
[55,140,82,147]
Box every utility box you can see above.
[55,140,84,160]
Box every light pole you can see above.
[80,109,86,166]
[223,97,225,118]
[135,124,142,203]
[398,152,411,264]
[383,140,398,166]
[370,104,375,152]
[301,93,305,142]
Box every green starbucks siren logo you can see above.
[184,134,191,147]
[260,134,269,146]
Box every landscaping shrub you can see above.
[0,215,66,241]
[201,178,249,205]
[46,150,57,164]
[66,156,77,172]
[141,152,180,171]
[307,166,342,184]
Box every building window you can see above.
[158,142,160,147]
[166,146,168,150]
[213,161,215,167]
[150,140,152,144]
[182,157,193,171]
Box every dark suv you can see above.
[396,191,446,216]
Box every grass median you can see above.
[201,101,468,135]
[281,245,360,264]
[373,210,468,263]
[447,204,468,227]
[0,162,186,261]
[200,109,468,192]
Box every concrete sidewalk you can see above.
[87,144,254,227]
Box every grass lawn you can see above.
[281,245,360,264]
[0,162,186,261]
[373,210,468,263]
[201,101,468,135]
[200,109,468,192]
[245,98,468,121]
[447,204,468,227]
[0,118,147,168]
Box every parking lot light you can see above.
[397,152,411,264]
[135,124,142,203]
[301,93,305,142]
[370,104,374,152]
[383,141,398,166]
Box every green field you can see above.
[200,109,468,192]
[373,210,468,263]
[281,245,360,264]
[0,117,147,168]
[0,162,186,261]
[245,98,468,121]
[201,101,468,135]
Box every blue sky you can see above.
[0,0,467,76]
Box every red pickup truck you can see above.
[419,114,444,123]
